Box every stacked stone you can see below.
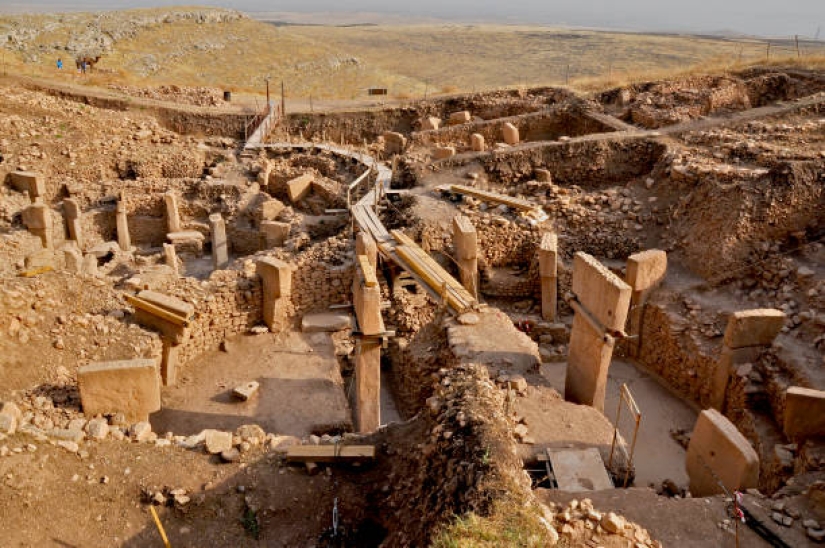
[637,298,720,406]
[170,271,263,367]
[289,237,354,315]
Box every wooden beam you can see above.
[286,445,376,463]
[357,254,378,287]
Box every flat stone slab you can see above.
[167,231,205,243]
[138,290,194,319]
[784,386,825,440]
[686,409,759,496]
[78,359,161,423]
[232,381,260,401]
[626,249,667,291]
[301,311,353,333]
[548,447,614,492]
[724,309,786,349]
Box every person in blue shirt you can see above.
[56,58,63,70]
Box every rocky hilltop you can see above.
[0,8,245,62]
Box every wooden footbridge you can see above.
[245,138,477,315]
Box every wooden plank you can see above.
[449,184,539,212]
[286,445,376,463]
[357,254,378,287]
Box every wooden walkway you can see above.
[248,141,476,315]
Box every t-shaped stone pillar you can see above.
[564,252,632,412]
[21,202,53,250]
[116,192,131,251]
[452,215,478,299]
[625,249,667,357]
[209,213,229,270]
[164,191,182,233]
[256,257,292,333]
[63,198,84,250]
[129,290,194,386]
[710,309,785,411]
[163,243,179,276]
[538,232,558,321]
[685,409,759,496]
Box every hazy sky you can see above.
[1,1,823,37]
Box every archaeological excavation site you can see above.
[0,57,824,547]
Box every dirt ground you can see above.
[153,329,351,438]
[540,359,698,488]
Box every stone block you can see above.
[286,173,314,203]
[257,257,292,298]
[82,253,99,276]
[723,309,786,349]
[261,221,290,247]
[257,257,292,331]
[452,215,477,261]
[448,110,471,125]
[571,252,632,332]
[138,290,194,319]
[204,429,233,454]
[9,171,45,197]
[0,413,17,435]
[164,192,181,233]
[301,311,352,333]
[209,213,228,269]
[784,387,825,440]
[77,359,161,423]
[502,122,520,145]
[383,131,407,154]
[685,409,759,496]
[470,133,485,152]
[21,203,49,230]
[420,116,441,131]
[0,402,21,423]
[433,146,456,160]
[535,169,553,182]
[232,381,260,401]
[260,198,286,222]
[167,231,205,257]
[626,249,667,291]
[538,232,558,278]
[64,246,83,273]
[63,198,81,219]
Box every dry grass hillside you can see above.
[1,6,824,101]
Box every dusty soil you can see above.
[153,329,351,437]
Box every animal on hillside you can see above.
[75,55,101,73]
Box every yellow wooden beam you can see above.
[357,254,378,287]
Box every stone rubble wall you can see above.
[412,103,613,148]
[170,269,263,367]
[476,139,667,187]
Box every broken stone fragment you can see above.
[130,421,153,442]
[232,381,260,401]
[203,429,233,454]
[220,448,241,463]
[86,418,109,440]
[600,512,624,534]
